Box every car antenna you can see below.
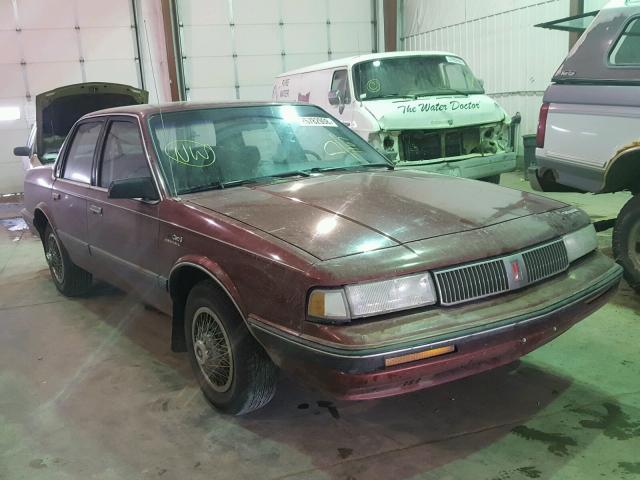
[143,17,178,196]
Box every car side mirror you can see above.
[13,146,31,157]
[108,177,158,201]
[328,90,342,106]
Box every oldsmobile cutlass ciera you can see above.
[22,102,622,415]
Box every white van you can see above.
[273,51,519,182]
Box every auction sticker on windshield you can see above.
[298,117,337,127]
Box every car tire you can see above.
[612,195,640,293]
[44,225,92,296]
[184,280,278,415]
[481,174,501,184]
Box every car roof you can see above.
[276,50,460,77]
[81,101,312,120]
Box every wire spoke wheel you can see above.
[45,233,64,284]
[192,306,234,393]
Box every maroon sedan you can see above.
[22,102,622,414]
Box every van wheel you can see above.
[612,195,640,292]
[44,225,92,296]
[481,175,501,184]
[184,280,278,415]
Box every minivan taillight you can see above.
[536,102,550,148]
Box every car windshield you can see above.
[147,105,390,196]
[352,55,484,100]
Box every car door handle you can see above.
[52,192,60,200]
[89,205,103,215]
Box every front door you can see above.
[51,120,105,271]
[84,117,164,307]
[328,69,355,127]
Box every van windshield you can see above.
[352,55,484,100]
[147,105,391,196]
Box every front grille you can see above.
[433,239,570,306]
[522,240,569,283]
[400,127,480,161]
[434,259,509,306]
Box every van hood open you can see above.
[36,82,148,162]
[363,94,506,130]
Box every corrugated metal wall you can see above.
[400,0,574,151]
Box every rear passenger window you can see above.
[99,121,151,188]
[610,17,640,66]
[63,122,102,183]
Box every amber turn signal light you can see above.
[384,345,455,368]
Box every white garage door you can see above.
[176,0,377,101]
[0,0,143,194]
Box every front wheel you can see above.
[613,195,640,293]
[184,280,278,415]
[44,225,92,296]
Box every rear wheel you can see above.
[184,280,278,415]
[612,195,640,292]
[44,225,92,296]
[480,174,501,184]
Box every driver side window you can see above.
[330,70,351,103]
[99,121,151,189]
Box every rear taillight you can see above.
[536,102,550,148]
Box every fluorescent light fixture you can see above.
[0,106,20,121]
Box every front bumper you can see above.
[395,151,516,179]
[249,258,622,400]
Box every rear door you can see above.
[51,119,105,270]
[85,116,165,307]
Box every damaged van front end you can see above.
[352,54,519,181]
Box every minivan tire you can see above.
[184,280,278,415]
[44,225,92,296]
[612,195,640,293]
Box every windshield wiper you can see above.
[363,93,414,101]
[413,89,473,98]
[306,163,394,173]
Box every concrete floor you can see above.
[0,172,639,480]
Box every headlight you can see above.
[562,224,598,263]
[307,272,437,323]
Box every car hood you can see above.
[363,95,506,130]
[36,82,148,161]
[187,170,566,261]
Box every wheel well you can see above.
[604,149,640,194]
[168,265,241,353]
[33,209,49,242]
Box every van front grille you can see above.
[400,127,480,161]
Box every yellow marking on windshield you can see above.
[164,140,216,167]
[323,134,364,161]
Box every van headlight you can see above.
[307,272,437,323]
[562,224,598,263]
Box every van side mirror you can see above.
[108,177,158,201]
[13,146,31,157]
[328,90,342,106]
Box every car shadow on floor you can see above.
[67,277,634,480]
